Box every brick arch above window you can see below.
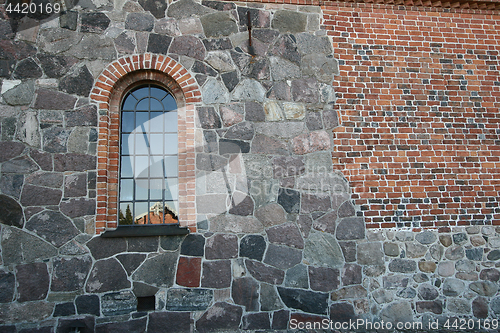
[90,54,200,235]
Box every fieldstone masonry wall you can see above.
[0,0,499,331]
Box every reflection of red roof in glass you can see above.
[135,211,178,225]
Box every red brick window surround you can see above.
[90,54,201,235]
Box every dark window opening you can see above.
[137,295,156,312]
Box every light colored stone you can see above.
[357,242,384,266]
[232,79,266,102]
[255,122,305,138]
[263,100,284,121]
[438,261,454,277]
[380,302,413,325]
[16,111,40,148]
[209,214,264,234]
[304,230,344,268]
[202,78,229,104]
[292,130,331,155]
[206,51,236,73]
[283,102,305,120]
[178,17,204,35]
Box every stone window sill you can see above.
[100,224,189,238]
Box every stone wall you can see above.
[0,0,499,331]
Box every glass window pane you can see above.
[164,112,177,132]
[136,99,149,111]
[120,156,133,177]
[150,179,163,201]
[150,134,163,155]
[165,134,178,155]
[149,156,164,178]
[121,112,135,133]
[135,156,149,178]
[150,112,163,132]
[151,87,167,101]
[119,203,134,225]
[136,112,149,131]
[132,87,149,100]
[135,179,149,200]
[162,94,177,111]
[135,134,150,155]
[165,178,178,200]
[122,96,137,111]
[164,156,178,177]
[134,202,149,224]
[120,179,134,201]
[121,134,133,155]
[150,99,163,111]
[165,201,178,219]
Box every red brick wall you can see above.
[322,3,500,228]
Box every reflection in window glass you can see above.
[118,85,179,226]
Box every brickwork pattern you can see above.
[91,54,200,233]
[323,2,500,229]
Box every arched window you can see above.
[118,85,179,226]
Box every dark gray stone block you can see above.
[96,318,147,333]
[242,313,271,330]
[232,277,259,311]
[397,287,417,298]
[388,259,417,273]
[2,80,35,106]
[269,34,300,65]
[81,12,110,33]
[338,200,355,218]
[125,12,155,31]
[245,259,284,285]
[181,234,205,256]
[2,156,39,174]
[197,303,242,333]
[167,0,213,20]
[278,188,300,214]
[147,33,172,54]
[201,260,231,288]
[416,301,442,314]
[201,12,238,38]
[277,287,328,315]
[205,233,238,259]
[197,106,222,129]
[0,141,25,163]
[166,288,213,311]
[25,210,78,247]
[37,54,78,78]
[330,302,356,321]
[139,0,168,18]
[64,173,87,197]
[284,264,309,289]
[466,248,483,261]
[52,256,92,292]
[479,268,499,282]
[87,236,127,260]
[252,134,288,155]
[0,271,15,303]
[54,153,96,172]
[0,194,23,228]
[16,262,50,302]
[169,36,206,61]
[59,65,94,97]
[219,139,250,155]
[312,211,337,235]
[301,192,331,214]
[57,316,95,333]
[266,222,304,249]
[418,284,439,300]
[59,10,78,30]
[101,291,137,316]
[203,37,233,51]
[1,226,58,266]
[240,235,266,261]
[336,217,365,240]
[264,244,302,270]
[160,235,185,251]
[260,284,283,311]
[13,58,42,79]
[487,249,500,261]
[86,258,131,293]
[42,127,71,153]
[127,237,159,252]
[60,198,96,218]
[149,312,191,333]
[54,302,76,317]
[76,295,100,316]
[271,10,307,33]
[132,252,179,288]
[117,253,147,275]
[339,241,356,262]
[34,88,77,110]
[221,71,239,92]
[245,101,266,122]
[342,263,362,285]
[453,233,467,245]
[308,266,339,292]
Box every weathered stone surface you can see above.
[201,11,238,38]
[224,122,254,141]
[389,259,417,273]
[219,139,250,155]
[469,281,499,296]
[232,277,259,311]
[209,214,264,233]
[339,241,356,262]
[267,223,304,250]
[311,211,336,235]
[416,301,442,314]
[278,188,300,214]
[270,56,300,81]
[180,234,205,256]
[277,287,328,315]
[114,31,136,54]
[487,249,500,260]
[69,34,116,59]
[271,10,307,33]
[418,284,439,300]
[196,302,242,333]
[146,33,172,54]
[133,252,179,288]
[272,156,304,178]
[372,288,394,304]
[472,297,488,319]
[242,313,271,330]
[383,275,408,289]
[96,318,147,333]
[86,236,127,260]
[167,0,213,20]
[406,242,428,258]
[197,106,222,129]
[301,53,338,83]
[34,88,77,110]
[81,12,110,33]
[51,256,92,292]
[232,79,266,102]
[304,230,344,268]
[54,302,76,317]
[246,259,285,285]
[447,298,470,314]
[3,156,39,174]
[301,192,331,214]
[0,301,54,325]
[196,153,227,172]
[466,247,483,261]
[127,237,159,253]
[357,242,384,266]
[480,268,500,282]
[380,301,413,324]
[166,288,213,311]
[205,233,238,259]
[76,294,100,316]
[0,195,24,228]
[13,58,43,79]
[86,258,130,293]
[139,0,168,18]
[0,271,15,303]
[175,257,201,287]
[418,261,436,273]
[0,141,25,163]
[336,217,365,240]
[342,263,362,285]
[170,35,206,60]
[415,231,437,244]
[439,234,453,247]
[42,126,71,153]
[293,131,330,155]
[453,232,468,245]
[148,312,191,333]
[309,266,339,292]
[445,245,465,260]
[338,200,355,218]
[240,235,266,261]
[1,226,57,265]
[201,260,231,288]
[16,262,49,302]
[383,242,399,257]
[54,153,96,172]
[255,203,287,227]
[20,184,62,206]
[259,285,282,312]
[284,264,308,289]
[125,12,155,31]
[2,80,35,106]
[102,291,137,316]
[63,173,87,197]
[60,198,96,218]
[264,244,302,270]
[59,65,93,96]
[491,297,500,315]
[331,285,367,301]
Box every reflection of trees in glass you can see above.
[119,205,134,225]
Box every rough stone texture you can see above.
[34,89,77,110]
[25,210,79,247]
[309,266,339,292]
[205,233,238,259]
[304,230,344,268]
[16,262,50,302]
[336,217,365,240]
[232,277,259,311]
[0,195,24,228]
[266,223,304,249]
[357,242,384,265]
[51,256,92,292]
[264,244,302,270]
[277,287,328,314]
[166,288,212,311]
[86,258,131,293]
[132,252,179,288]
[201,260,231,288]
[246,260,285,285]
[101,291,137,316]
[76,295,100,316]
[240,235,266,261]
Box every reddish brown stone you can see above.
[176,256,201,287]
